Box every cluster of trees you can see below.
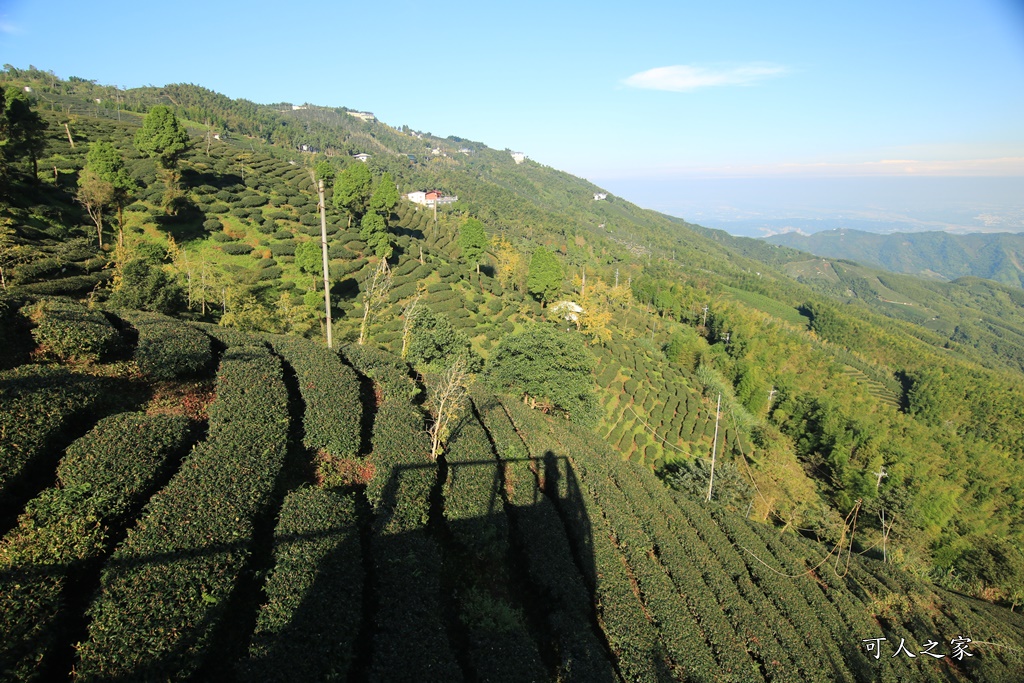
[0,87,47,190]
[334,163,398,258]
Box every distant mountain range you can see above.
[765,228,1024,288]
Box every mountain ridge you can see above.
[765,227,1024,289]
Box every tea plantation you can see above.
[0,298,1022,681]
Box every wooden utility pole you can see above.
[707,393,721,503]
[318,179,333,348]
[702,304,709,327]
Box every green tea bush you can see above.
[77,345,289,680]
[238,487,364,682]
[211,231,236,242]
[269,336,361,458]
[0,412,195,680]
[120,311,213,380]
[221,242,254,256]
[240,195,266,208]
[0,365,117,511]
[269,242,296,257]
[27,299,123,363]
[18,274,108,296]
[259,266,283,281]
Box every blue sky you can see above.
[3,0,1024,228]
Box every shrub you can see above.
[0,365,123,514]
[17,274,107,296]
[259,266,283,281]
[270,242,296,257]
[203,218,223,231]
[211,231,236,242]
[120,311,213,380]
[76,345,289,680]
[237,488,364,681]
[221,242,255,256]
[0,413,195,680]
[241,195,266,208]
[27,299,123,363]
[107,260,185,315]
[268,336,362,457]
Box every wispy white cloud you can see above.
[623,63,787,92]
[592,157,1024,180]
[0,19,21,34]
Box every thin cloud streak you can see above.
[593,157,1024,180]
[623,63,787,92]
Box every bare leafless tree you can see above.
[400,289,425,359]
[358,257,392,345]
[427,357,473,460]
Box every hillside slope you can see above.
[3,67,1024,680]
[0,304,1021,681]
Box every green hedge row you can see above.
[499,400,666,681]
[388,281,419,303]
[17,273,110,296]
[221,242,255,256]
[237,487,364,682]
[473,393,615,682]
[0,366,120,513]
[119,311,213,381]
[551,424,746,681]
[76,344,289,680]
[269,336,361,458]
[340,346,463,681]
[0,413,194,680]
[27,299,123,363]
[443,412,548,682]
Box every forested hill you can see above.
[765,228,1024,289]
[2,66,1024,680]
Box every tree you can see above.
[493,235,526,292]
[2,87,47,179]
[484,324,596,424]
[401,289,425,359]
[527,246,562,305]
[294,240,323,290]
[659,458,752,511]
[84,142,136,243]
[360,212,392,259]
[458,218,489,275]
[427,357,473,460]
[406,306,479,372]
[77,169,116,248]
[108,258,185,315]
[368,171,399,218]
[359,257,393,345]
[314,159,335,183]
[135,106,189,169]
[333,163,372,227]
